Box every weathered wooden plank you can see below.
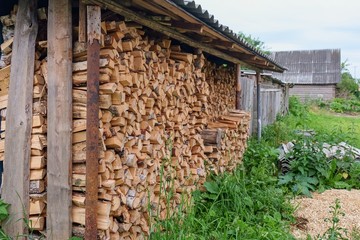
[2,0,38,237]
[235,64,241,110]
[79,2,87,43]
[256,72,261,141]
[85,5,101,239]
[240,77,255,133]
[46,0,73,239]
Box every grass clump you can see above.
[150,140,295,240]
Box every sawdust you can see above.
[291,189,360,239]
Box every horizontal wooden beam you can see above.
[83,0,258,70]
[199,36,213,43]
[171,20,203,33]
[246,59,269,66]
[210,39,235,49]
[221,50,256,61]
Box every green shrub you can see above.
[329,98,360,113]
[289,96,308,117]
[278,137,360,196]
[337,72,359,97]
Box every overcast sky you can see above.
[195,0,360,78]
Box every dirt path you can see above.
[291,189,360,239]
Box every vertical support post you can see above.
[47,0,73,238]
[235,64,242,110]
[256,72,262,142]
[85,5,101,239]
[79,2,87,43]
[2,0,38,236]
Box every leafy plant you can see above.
[289,96,309,117]
[0,199,10,239]
[69,237,83,240]
[0,200,10,224]
[278,137,360,196]
[317,199,348,240]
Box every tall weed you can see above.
[150,140,295,239]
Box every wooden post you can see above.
[85,5,101,239]
[79,2,87,43]
[256,72,262,141]
[47,0,73,238]
[235,64,242,110]
[2,0,38,236]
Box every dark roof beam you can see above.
[171,20,204,33]
[210,39,235,49]
[84,0,260,71]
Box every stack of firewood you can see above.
[201,110,251,174]
[0,65,10,147]
[0,5,16,69]
[0,16,251,238]
[0,40,48,231]
[29,45,48,231]
[205,61,236,120]
[0,40,12,110]
[209,110,251,173]
[71,21,211,239]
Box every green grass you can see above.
[150,140,296,240]
[306,108,360,147]
[263,102,360,148]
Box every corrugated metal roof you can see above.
[270,49,341,84]
[168,0,285,71]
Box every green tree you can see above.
[337,60,359,98]
[238,32,270,55]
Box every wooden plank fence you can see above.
[240,77,288,134]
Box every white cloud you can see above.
[194,0,360,69]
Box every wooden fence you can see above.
[241,77,289,134]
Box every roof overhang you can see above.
[83,0,286,72]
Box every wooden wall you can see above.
[289,84,336,101]
[240,77,255,132]
[241,76,288,134]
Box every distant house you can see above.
[271,49,341,100]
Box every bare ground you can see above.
[291,189,360,239]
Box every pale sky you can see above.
[195,0,360,78]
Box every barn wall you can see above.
[289,84,336,101]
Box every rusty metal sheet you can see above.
[85,5,101,239]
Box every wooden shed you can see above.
[271,49,341,101]
[0,0,285,239]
